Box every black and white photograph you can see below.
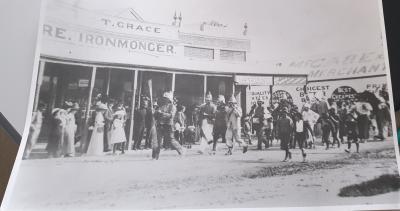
[2,0,400,210]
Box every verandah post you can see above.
[81,66,97,153]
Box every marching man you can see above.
[225,95,248,155]
[153,91,184,159]
[199,92,217,154]
[212,95,228,151]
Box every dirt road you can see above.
[5,140,400,210]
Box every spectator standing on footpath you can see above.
[46,108,67,158]
[63,102,79,157]
[23,103,46,159]
[110,103,128,155]
[103,99,115,152]
[86,103,108,156]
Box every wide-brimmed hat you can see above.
[163,91,173,102]
[228,95,237,104]
[114,109,125,116]
[70,103,80,110]
[303,103,311,109]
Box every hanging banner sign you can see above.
[235,75,273,86]
[273,76,388,108]
[273,76,307,85]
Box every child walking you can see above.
[345,110,359,153]
[110,104,127,155]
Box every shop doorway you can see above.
[206,76,233,103]
[36,62,92,143]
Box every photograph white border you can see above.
[1,0,399,210]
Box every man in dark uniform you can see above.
[212,95,227,151]
[276,108,293,162]
[249,98,268,150]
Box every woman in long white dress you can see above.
[63,103,79,157]
[110,105,127,154]
[87,104,107,156]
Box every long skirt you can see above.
[110,120,127,145]
[199,119,213,152]
[357,114,370,139]
[87,126,104,156]
[63,126,76,156]
[46,127,64,158]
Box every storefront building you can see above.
[33,1,307,150]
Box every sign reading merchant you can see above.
[285,51,386,81]
[234,75,273,86]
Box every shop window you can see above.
[36,62,92,143]
[220,50,246,62]
[139,71,173,103]
[184,46,214,60]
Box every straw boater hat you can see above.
[96,103,108,111]
[71,103,80,111]
[163,91,173,102]
[52,108,61,115]
[205,92,213,101]
[217,95,225,104]
[228,95,237,104]
[114,109,125,117]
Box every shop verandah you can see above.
[32,57,243,154]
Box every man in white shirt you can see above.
[302,103,319,148]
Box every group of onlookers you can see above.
[23,86,392,162]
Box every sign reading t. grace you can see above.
[41,1,179,58]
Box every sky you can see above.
[60,0,384,63]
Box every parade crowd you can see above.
[23,86,392,162]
